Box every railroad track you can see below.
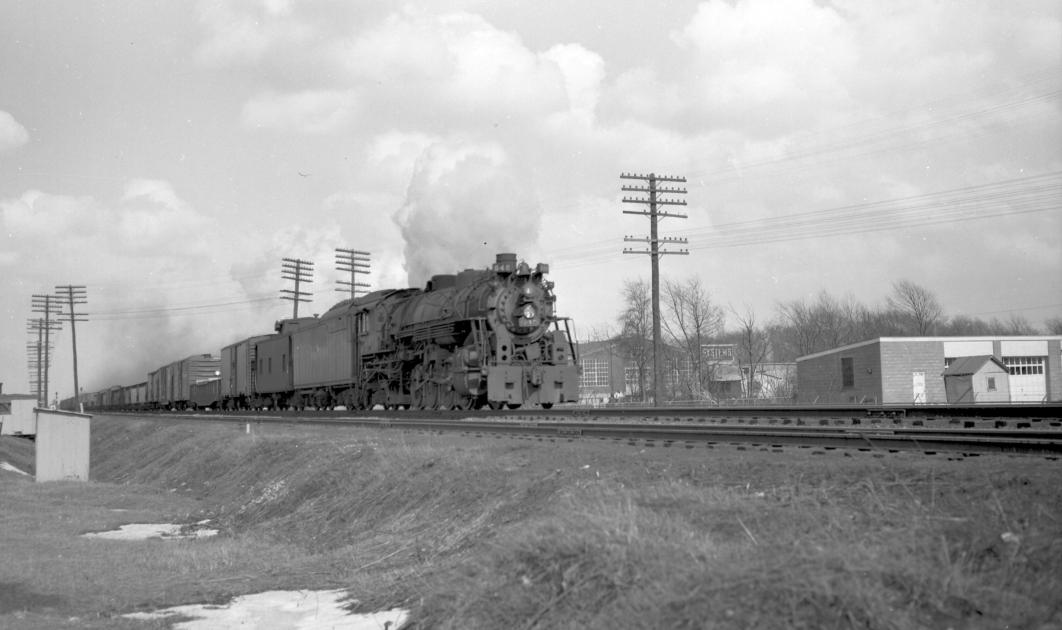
[107,409,1062,458]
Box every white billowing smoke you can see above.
[395,141,541,286]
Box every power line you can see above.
[91,296,277,321]
[546,171,1060,269]
[685,171,1061,250]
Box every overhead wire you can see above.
[544,171,1061,268]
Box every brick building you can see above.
[796,336,1062,404]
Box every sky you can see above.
[1,0,1060,399]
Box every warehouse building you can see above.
[796,336,1062,404]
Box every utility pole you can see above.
[26,322,43,405]
[335,248,371,299]
[25,320,54,407]
[56,285,88,412]
[280,257,314,318]
[621,172,688,406]
[30,295,63,408]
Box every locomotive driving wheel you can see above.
[437,387,455,410]
[424,380,438,409]
[410,364,426,409]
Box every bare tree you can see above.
[887,280,945,335]
[942,314,995,336]
[662,277,724,400]
[1046,316,1062,335]
[1002,313,1038,335]
[617,279,652,401]
[776,291,862,357]
[731,305,770,399]
[851,305,907,340]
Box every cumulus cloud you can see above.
[229,221,349,317]
[541,43,606,123]
[195,0,314,64]
[1,182,273,390]
[323,190,409,291]
[670,0,857,134]
[1,190,98,246]
[0,110,29,153]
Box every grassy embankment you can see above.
[1,415,1059,629]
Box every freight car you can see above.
[218,334,272,410]
[122,382,148,411]
[147,354,221,410]
[250,253,579,410]
[189,378,221,410]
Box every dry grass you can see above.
[1,417,1060,629]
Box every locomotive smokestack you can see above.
[493,253,517,274]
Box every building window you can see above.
[1003,356,1044,376]
[841,357,854,388]
[579,358,610,388]
[987,377,996,391]
[625,366,650,393]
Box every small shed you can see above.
[35,409,92,482]
[0,390,39,436]
[942,355,1011,404]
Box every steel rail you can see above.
[113,412,1062,457]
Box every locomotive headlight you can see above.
[521,304,536,320]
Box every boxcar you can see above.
[220,334,271,410]
[254,318,316,407]
[104,386,123,409]
[123,382,147,410]
[189,378,221,410]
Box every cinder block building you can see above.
[796,336,1062,404]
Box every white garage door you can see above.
[1004,356,1046,402]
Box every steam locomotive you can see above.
[67,253,580,412]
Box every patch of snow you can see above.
[1,461,30,476]
[124,589,408,630]
[82,523,219,540]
